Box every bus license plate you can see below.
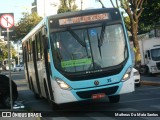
[92,93,106,99]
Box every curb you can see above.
[141,81,160,86]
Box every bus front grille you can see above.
[76,86,119,99]
[156,62,160,70]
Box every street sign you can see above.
[0,14,14,29]
[0,13,14,110]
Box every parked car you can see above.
[0,74,18,108]
[133,68,141,87]
[13,65,24,72]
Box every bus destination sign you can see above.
[59,13,110,26]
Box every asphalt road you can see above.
[1,71,160,120]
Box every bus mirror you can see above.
[42,26,47,35]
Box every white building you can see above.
[32,0,105,18]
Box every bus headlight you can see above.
[55,77,71,90]
[122,67,132,82]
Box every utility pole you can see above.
[17,42,20,65]
[81,0,83,10]
[44,0,46,17]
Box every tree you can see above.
[139,0,160,34]
[124,16,131,31]
[95,0,105,8]
[14,12,42,41]
[96,0,146,64]
[57,0,78,13]
[0,42,16,61]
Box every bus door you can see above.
[23,46,31,89]
[42,34,54,100]
[32,40,41,95]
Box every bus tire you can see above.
[44,81,49,100]
[34,93,41,99]
[30,77,34,92]
[108,95,120,103]
[30,77,41,99]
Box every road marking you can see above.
[136,86,160,91]
[117,108,139,111]
[152,105,160,109]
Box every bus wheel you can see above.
[44,81,49,100]
[34,93,41,99]
[108,95,120,103]
[30,78,41,99]
[51,102,59,110]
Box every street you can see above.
[1,71,160,119]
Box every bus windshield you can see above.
[51,24,127,73]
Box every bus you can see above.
[22,8,135,109]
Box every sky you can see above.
[0,0,34,24]
[0,0,114,24]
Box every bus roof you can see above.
[48,8,121,31]
[22,8,121,43]
[48,8,120,19]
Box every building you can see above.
[31,0,60,17]
[31,0,101,18]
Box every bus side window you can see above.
[35,34,39,60]
[29,39,33,61]
[35,32,43,61]
[39,31,43,59]
[26,41,29,62]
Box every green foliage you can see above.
[57,0,78,14]
[14,12,42,41]
[124,16,131,31]
[0,43,16,61]
[139,0,160,33]
[0,43,7,60]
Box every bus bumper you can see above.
[52,76,135,104]
[119,76,135,94]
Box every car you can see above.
[13,65,24,72]
[133,68,141,87]
[0,74,18,108]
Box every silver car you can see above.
[13,65,24,72]
[133,68,141,87]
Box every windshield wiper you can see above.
[67,28,86,47]
[97,24,106,58]
[99,23,106,47]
